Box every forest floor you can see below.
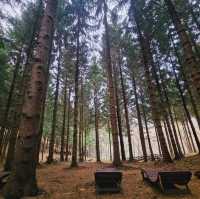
[3,155,200,199]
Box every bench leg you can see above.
[141,171,145,181]
[186,184,191,193]
[158,175,165,193]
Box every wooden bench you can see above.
[95,168,122,194]
[141,169,192,192]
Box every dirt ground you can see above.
[14,155,199,199]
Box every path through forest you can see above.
[8,155,200,199]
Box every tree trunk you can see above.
[165,0,200,98]
[170,57,200,152]
[108,121,112,161]
[113,62,126,161]
[134,18,172,162]
[141,96,155,161]
[60,74,68,161]
[103,1,121,167]
[71,14,80,167]
[155,126,162,157]
[47,37,62,164]
[163,120,174,156]
[131,72,147,161]
[36,37,53,165]
[182,121,193,153]
[94,87,100,162]
[173,110,186,155]
[171,41,200,131]
[146,39,180,160]
[157,64,183,157]
[65,88,71,161]
[84,122,87,161]
[118,59,134,161]
[3,1,58,197]
[1,129,12,160]
[79,79,84,162]
[0,49,22,149]
[185,118,196,152]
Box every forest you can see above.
[0,0,200,198]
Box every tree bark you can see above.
[165,0,200,98]
[146,39,180,160]
[163,120,174,156]
[108,121,112,161]
[94,87,100,162]
[3,0,58,198]
[71,14,80,167]
[65,88,71,161]
[157,63,183,157]
[182,121,193,153]
[113,62,126,161]
[118,59,134,161]
[185,118,196,152]
[170,57,200,152]
[133,11,172,162]
[171,41,200,131]
[103,1,121,166]
[141,96,155,161]
[0,49,22,150]
[47,36,62,164]
[132,72,147,161]
[79,79,84,162]
[155,126,162,157]
[60,74,68,161]
[173,110,186,155]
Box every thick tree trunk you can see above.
[103,2,121,167]
[36,37,53,165]
[132,72,147,161]
[3,0,58,198]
